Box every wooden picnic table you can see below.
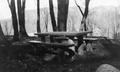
[35,31,92,48]
[29,31,92,60]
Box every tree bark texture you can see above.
[37,0,41,33]
[7,0,19,41]
[17,0,28,38]
[57,0,69,31]
[80,0,90,31]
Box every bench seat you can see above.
[28,40,75,48]
[84,36,107,41]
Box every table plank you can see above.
[35,31,92,37]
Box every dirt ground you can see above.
[0,39,120,72]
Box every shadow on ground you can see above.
[0,39,120,72]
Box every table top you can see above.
[34,31,92,36]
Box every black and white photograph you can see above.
[0,0,120,72]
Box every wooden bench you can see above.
[35,31,92,49]
[83,36,107,43]
[28,40,75,58]
[28,40,74,48]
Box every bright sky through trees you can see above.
[0,0,120,20]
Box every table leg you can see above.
[76,36,83,52]
[50,36,54,42]
[41,36,46,42]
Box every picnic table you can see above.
[34,31,92,47]
[29,31,92,60]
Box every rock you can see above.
[96,64,120,72]
[43,54,56,61]
[61,38,75,51]
[77,40,111,59]
[77,43,87,56]
[86,41,110,58]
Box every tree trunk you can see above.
[49,0,57,31]
[57,0,69,31]
[79,0,90,31]
[17,0,28,38]
[75,0,90,31]
[0,24,5,40]
[45,13,48,32]
[7,0,19,41]
[80,17,87,31]
[37,0,41,33]
[12,11,19,41]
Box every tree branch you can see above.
[74,0,84,16]
[7,0,11,8]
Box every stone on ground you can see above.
[43,54,56,61]
[61,38,75,51]
[86,42,110,57]
[78,43,86,56]
[77,40,111,58]
[96,64,120,72]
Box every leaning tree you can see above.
[49,0,57,31]
[75,0,90,31]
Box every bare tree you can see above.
[7,0,19,41]
[17,0,28,38]
[0,23,5,40]
[4,22,12,35]
[0,23,11,45]
[49,0,57,31]
[45,12,48,32]
[57,0,69,31]
[75,0,90,31]
[75,0,84,16]
[37,0,41,33]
